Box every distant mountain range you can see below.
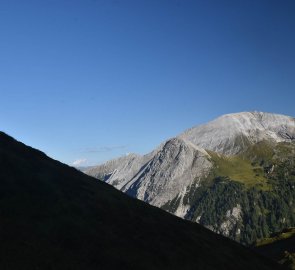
[0,131,281,269]
[86,112,295,245]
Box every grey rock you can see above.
[179,112,295,155]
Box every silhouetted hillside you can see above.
[0,132,281,269]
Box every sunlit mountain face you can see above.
[86,112,295,245]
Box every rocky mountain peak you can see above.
[179,112,295,155]
[85,111,295,245]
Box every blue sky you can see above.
[1,0,295,166]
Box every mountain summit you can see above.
[179,112,295,155]
[86,112,295,245]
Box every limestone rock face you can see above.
[86,137,212,210]
[122,138,212,209]
[218,204,242,237]
[86,153,144,189]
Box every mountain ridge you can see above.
[179,111,295,155]
[85,112,295,245]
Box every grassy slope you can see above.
[255,228,295,269]
[162,139,295,245]
[209,140,295,190]
[0,132,281,270]
[209,151,270,190]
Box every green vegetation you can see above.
[0,132,280,270]
[256,228,295,246]
[162,141,295,246]
[255,228,295,269]
[209,151,270,190]
[242,140,275,164]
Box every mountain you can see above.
[255,227,295,269]
[0,131,282,269]
[179,112,295,155]
[86,112,295,245]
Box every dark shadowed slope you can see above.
[0,132,281,270]
[255,228,295,269]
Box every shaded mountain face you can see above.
[86,112,295,245]
[0,132,281,269]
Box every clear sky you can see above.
[1,0,295,166]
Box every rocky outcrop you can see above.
[218,204,242,237]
